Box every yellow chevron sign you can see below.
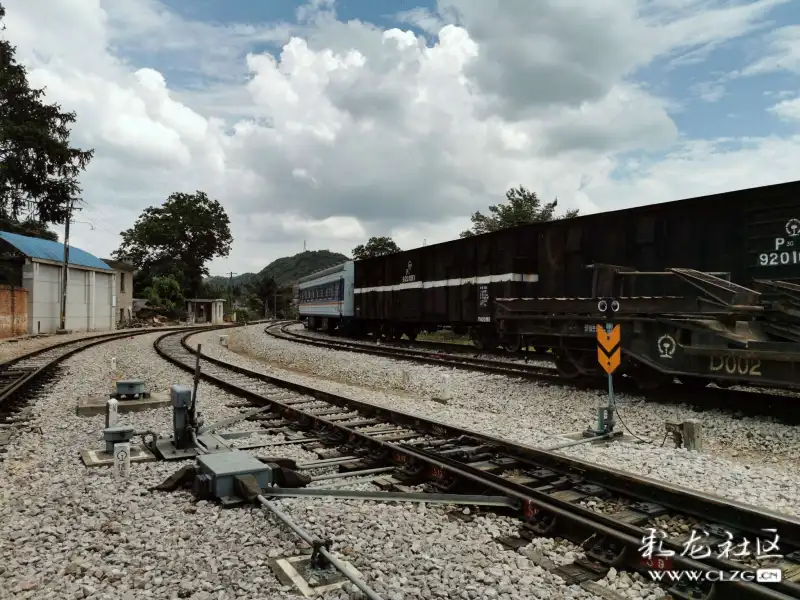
[597,324,621,375]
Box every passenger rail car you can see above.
[297,261,355,332]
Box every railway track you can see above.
[267,321,800,422]
[0,325,237,424]
[268,321,566,379]
[311,328,555,361]
[156,328,800,600]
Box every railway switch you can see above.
[193,451,275,502]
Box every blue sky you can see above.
[8,0,800,271]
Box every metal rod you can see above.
[298,456,359,470]
[197,406,273,435]
[190,431,209,454]
[253,437,319,447]
[191,344,201,420]
[263,487,519,507]
[310,476,388,489]
[255,495,384,600]
[309,467,395,481]
[543,433,613,451]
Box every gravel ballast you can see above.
[0,330,664,600]
[195,324,800,518]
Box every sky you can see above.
[3,0,800,276]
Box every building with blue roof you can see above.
[0,231,118,334]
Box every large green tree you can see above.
[352,236,401,260]
[113,191,233,297]
[460,186,579,238]
[244,273,278,317]
[0,3,93,233]
[143,275,184,317]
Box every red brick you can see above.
[0,285,28,339]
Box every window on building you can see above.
[120,273,125,293]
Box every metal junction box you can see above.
[115,379,148,399]
[194,451,274,501]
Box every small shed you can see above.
[0,231,116,334]
[186,298,225,325]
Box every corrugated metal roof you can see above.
[0,231,111,270]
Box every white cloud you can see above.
[1,0,799,276]
[769,97,800,121]
[743,25,800,75]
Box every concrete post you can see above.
[682,420,703,452]
[106,398,119,428]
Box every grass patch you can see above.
[416,330,474,345]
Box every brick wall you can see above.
[0,285,28,339]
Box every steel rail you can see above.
[269,321,800,421]
[153,329,800,600]
[0,326,229,407]
[267,321,563,380]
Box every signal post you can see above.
[586,298,623,438]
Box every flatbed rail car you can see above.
[354,180,800,351]
[494,267,800,390]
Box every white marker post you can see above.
[433,373,451,403]
[111,357,116,371]
[106,398,119,428]
[440,374,451,400]
[114,442,131,480]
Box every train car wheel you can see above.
[406,329,418,341]
[555,358,581,379]
[502,335,522,353]
[631,364,670,391]
[678,376,709,389]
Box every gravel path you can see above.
[0,330,666,600]
[196,324,800,519]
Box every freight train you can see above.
[298,180,800,391]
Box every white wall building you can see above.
[0,231,116,334]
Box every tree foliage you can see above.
[352,236,401,260]
[460,186,579,238]
[0,3,94,227]
[142,275,184,315]
[113,191,233,297]
[0,215,57,240]
[244,273,279,316]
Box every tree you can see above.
[0,3,94,229]
[244,273,278,317]
[352,236,401,260]
[113,191,233,297]
[460,186,579,238]
[142,275,184,316]
[0,216,57,240]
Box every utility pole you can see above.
[227,271,237,319]
[303,240,306,252]
[59,198,81,333]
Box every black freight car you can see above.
[353,180,800,359]
[353,229,539,348]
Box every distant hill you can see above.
[207,250,349,289]
[257,250,349,286]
